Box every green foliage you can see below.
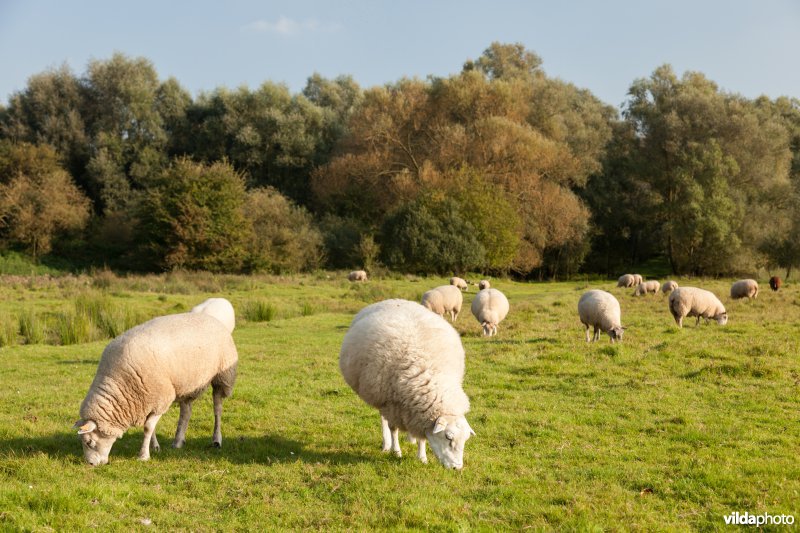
[18,310,46,344]
[0,141,91,260]
[243,187,324,273]
[0,311,18,346]
[319,215,363,269]
[137,158,251,272]
[54,310,94,345]
[357,234,380,272]
[380,195,486,274]
[242,300,277,322]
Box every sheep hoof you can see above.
[212,441,221,448]
[393,450,402,458]
[172,440,184,449]
[153,444,160,453]
[137,453,150,461]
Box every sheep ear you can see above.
[466,421,476,437]
[432,417,448,434]
[75,420,96,435]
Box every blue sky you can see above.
[1,0,798,109]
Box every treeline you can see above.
[0,43,798,277]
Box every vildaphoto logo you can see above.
[723,511,795,526]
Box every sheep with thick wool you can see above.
[421,285,463,322]
[348,270,368,282]
[339,299,474,469]
[471,288,509,336]
[578,290,626,343]
[74,311,238,466]
[191,297,235,333]
[478,280,491,290]
[634,280,661,296]
[668,287,728,328]
[450,276,468,291]
[730,279,759,300]
[662,280,679,294]
[617,274,635,288]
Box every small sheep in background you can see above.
[730,279,759,300]
[478,280,491,290]
[617,274,635,288]
[634,280,661,296]
[339,299,475,469]
[578,290,626,343]
[191,297,235,333]
[348,270,368,282]
[669,287,728,328]
[661,280,679,295]
[75,310,238,466]
[769,276,782,291]
[632,274,643,286]
[471,288,509,336]
[421,285,463,322]
[450,277,468,291]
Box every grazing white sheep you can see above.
[421,285,463,322]
[578,290,626,343]
[339,299,474,469]
[634,280,661,296]
[450,277,468,291]
[668,287,728,328]
[661,280,679,294]
[348,270,368,282]
[470,288,509,336]
[191,297,235,333]
[632,274,643,286]
[617,274,635,288]
[74,313,238,466]
[730,279,759,300]
[478,280,491,290]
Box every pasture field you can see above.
[0,272,798,530]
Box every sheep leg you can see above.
[391,427,402,457]
[211,388,225,448]
[150,431,160,453]
[381,415,392,452]
[139,413,162,461]
[592,326,600,342]
[417,438,428,464]
[173,400,193,448]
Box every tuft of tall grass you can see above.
[55,311,94,345]
[18,311,46,344]
[243,300,277,322]
[0,312,18,347]
[301,301,316,317]
[74,291,142,339]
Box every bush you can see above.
[244,187,324,273]
[379,195,486,274]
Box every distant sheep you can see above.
[632,274,643,286]
[339,299,474,469]
[75,312,238,466]
[578,290,625,343]
[450,277,468,291]
[661,280,679,294]
[421,285,463,322]
[348,270,368,282]
[668,287,728,328]
[730,279,759,300]
[470,288,509,336]
[634,280,661,296]
[617,274,635,288]
[478,280,491,290]
[769,276,782,291]
[191,297,235,333]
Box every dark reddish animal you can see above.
[769,276,782,291]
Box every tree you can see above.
[380,195,486,274]
[0,141,91,260]
[137,158,250,272]
[243,187,324,273]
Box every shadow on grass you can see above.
[0,432,366,466]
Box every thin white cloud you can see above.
[242,16,341,36]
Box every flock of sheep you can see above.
[72,271,781,469]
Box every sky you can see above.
[1,0,798,109]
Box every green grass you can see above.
[0,273,798,530]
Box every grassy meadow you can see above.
[0,271,798,530]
